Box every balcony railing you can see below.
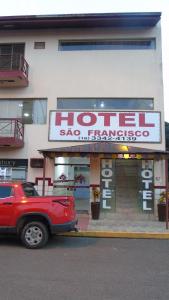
[0,54,29,87]
[0,118,24,147]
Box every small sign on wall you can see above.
[30,158,44,168]
[0,159,28,167]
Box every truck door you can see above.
[0,186,15,226]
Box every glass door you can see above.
[73,165,90,212]
[54,157,90,212]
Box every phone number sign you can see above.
[49,111,161,143]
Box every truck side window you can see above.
[22,184,39,197]
[0,186,13,199]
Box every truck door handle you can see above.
[3,202,12,205]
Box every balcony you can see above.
[0,118,24,148]
[0,54,29,87]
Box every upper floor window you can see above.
[0,43,25,69]
[0,99,47,124]
[57,98,154,110]
[59,39,156,51]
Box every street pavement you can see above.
[0,236,169,300]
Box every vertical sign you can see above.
[100,159,115,212]
[139,160,154,212]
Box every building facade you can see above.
[0,13,166,221]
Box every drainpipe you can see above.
[165,158,169,229]
[42,156,46,196]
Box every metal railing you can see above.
[0,118,24,141]
[0,54,29,78]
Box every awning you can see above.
[0,13,161,31]
[39,142,169,159]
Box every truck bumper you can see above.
[51,219,78,234]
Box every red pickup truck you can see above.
[0,181,77,249]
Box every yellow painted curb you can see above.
[59,231,169,239]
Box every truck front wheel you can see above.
[20,221,49,249]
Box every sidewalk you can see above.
[63,213,169,239]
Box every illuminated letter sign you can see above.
[139,160,154,211]
[100,159,115,211]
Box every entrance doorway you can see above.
[115,160,139,214]
[54,157,90,212]
[100,158,154,218]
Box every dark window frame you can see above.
[59,39,156,51]
[0,43,25,70]
[57,98,154,111]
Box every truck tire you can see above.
[20,221,49,249]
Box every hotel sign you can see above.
[49,111,161,142]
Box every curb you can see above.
[59,231,169,239]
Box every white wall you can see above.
[0,24,165,181]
